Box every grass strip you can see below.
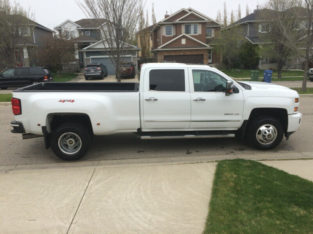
[52,73,77,82]
[205,159,313,234]
[0,94,12,102]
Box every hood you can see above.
[239,81,299,97]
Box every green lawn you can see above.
[0,94,12,102]
[52,73,77,82]
[221,69,304,81]
[205,159,313,234]
[292,87,313,94]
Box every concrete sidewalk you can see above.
[1,159,313,234]
[263,160,313,182]
[0,162,216,234]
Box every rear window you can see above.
[29,67,45,75]
[149,69,185,92]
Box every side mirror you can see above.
[225,80,234,96]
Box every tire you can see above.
[50,123,92,160]
[85,76,89,80]
[247,116,283,150]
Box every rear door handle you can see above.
[193,97,206,102]
[145,97,158,102]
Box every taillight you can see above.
[44,75,48,81]
[11,98,22,115]
[96,67,101,71]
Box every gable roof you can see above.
[11,15,53,32]
[159,8,219,25]
[156,34,211,50]
[82,39,139,51]
[54,20,80,30]
[75,19,107,28]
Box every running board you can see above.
[140,134,235,140]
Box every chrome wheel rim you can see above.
[256,124,278,146]
[58,132,82,155]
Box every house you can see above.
[13,15,53,67]
[232,8,309,69]
[55,19,139,74]
[150,8,221,65]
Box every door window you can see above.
[2,69,15,78]
[15,68,29,76]
[193,70,226,92]
[149,69,185,91]
[29,67,45,75]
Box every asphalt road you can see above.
[0,96,312,169]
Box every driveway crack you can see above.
[66,168,96,234]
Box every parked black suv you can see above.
[84,64,108,80]
[0,67,52,89]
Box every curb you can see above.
[0,102,10,106]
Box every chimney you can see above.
[164,11,170,19]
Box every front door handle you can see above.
[193,97,206,102]
[145,97,158,102]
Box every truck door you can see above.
[141,68,191,131]
[190,69,244,130]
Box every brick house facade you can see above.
[151,8,221,65]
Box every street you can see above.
[0,95,312,170]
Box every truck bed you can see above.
[14,82,139,92]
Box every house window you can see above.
[208,50,213,64]
[85,30,91,36]
[184,24,198,35]
[259,23,271,33]
[206,28,214,38]
[18,26,31,37]
[165,25,173,36]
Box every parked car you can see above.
[84,64,108,80]
[11,63,302,160]
[308,68,313,81]
[119,63,136,79]
[0,67,52,89]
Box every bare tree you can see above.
[137,6,151,58]
[230,10,235,24]
[223,2,228,26]
[216,10,222,24]
[36,37,75,72]
[260,0,304,79]
[152,3,157,25]
[302,0,313,91]
[81,0,142,81]
[246,5,250,16]
[0,0,31,70]
[238,4,242,20]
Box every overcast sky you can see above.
[16,0,268,30]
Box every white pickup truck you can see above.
[11,63,302,160]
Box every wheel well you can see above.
[47,114,93,135]
[248,108,288,133]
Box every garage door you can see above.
[164,55,204,64]
[90,57,132,75]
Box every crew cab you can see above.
[10,63,302,160]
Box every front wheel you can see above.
[247,116,283,150]
[50,123,92,160]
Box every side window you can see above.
[29,67,45,75]
[15,68,29,76]
[2,69,15,78]
[193,70,227,92]
[149,69,185,92]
